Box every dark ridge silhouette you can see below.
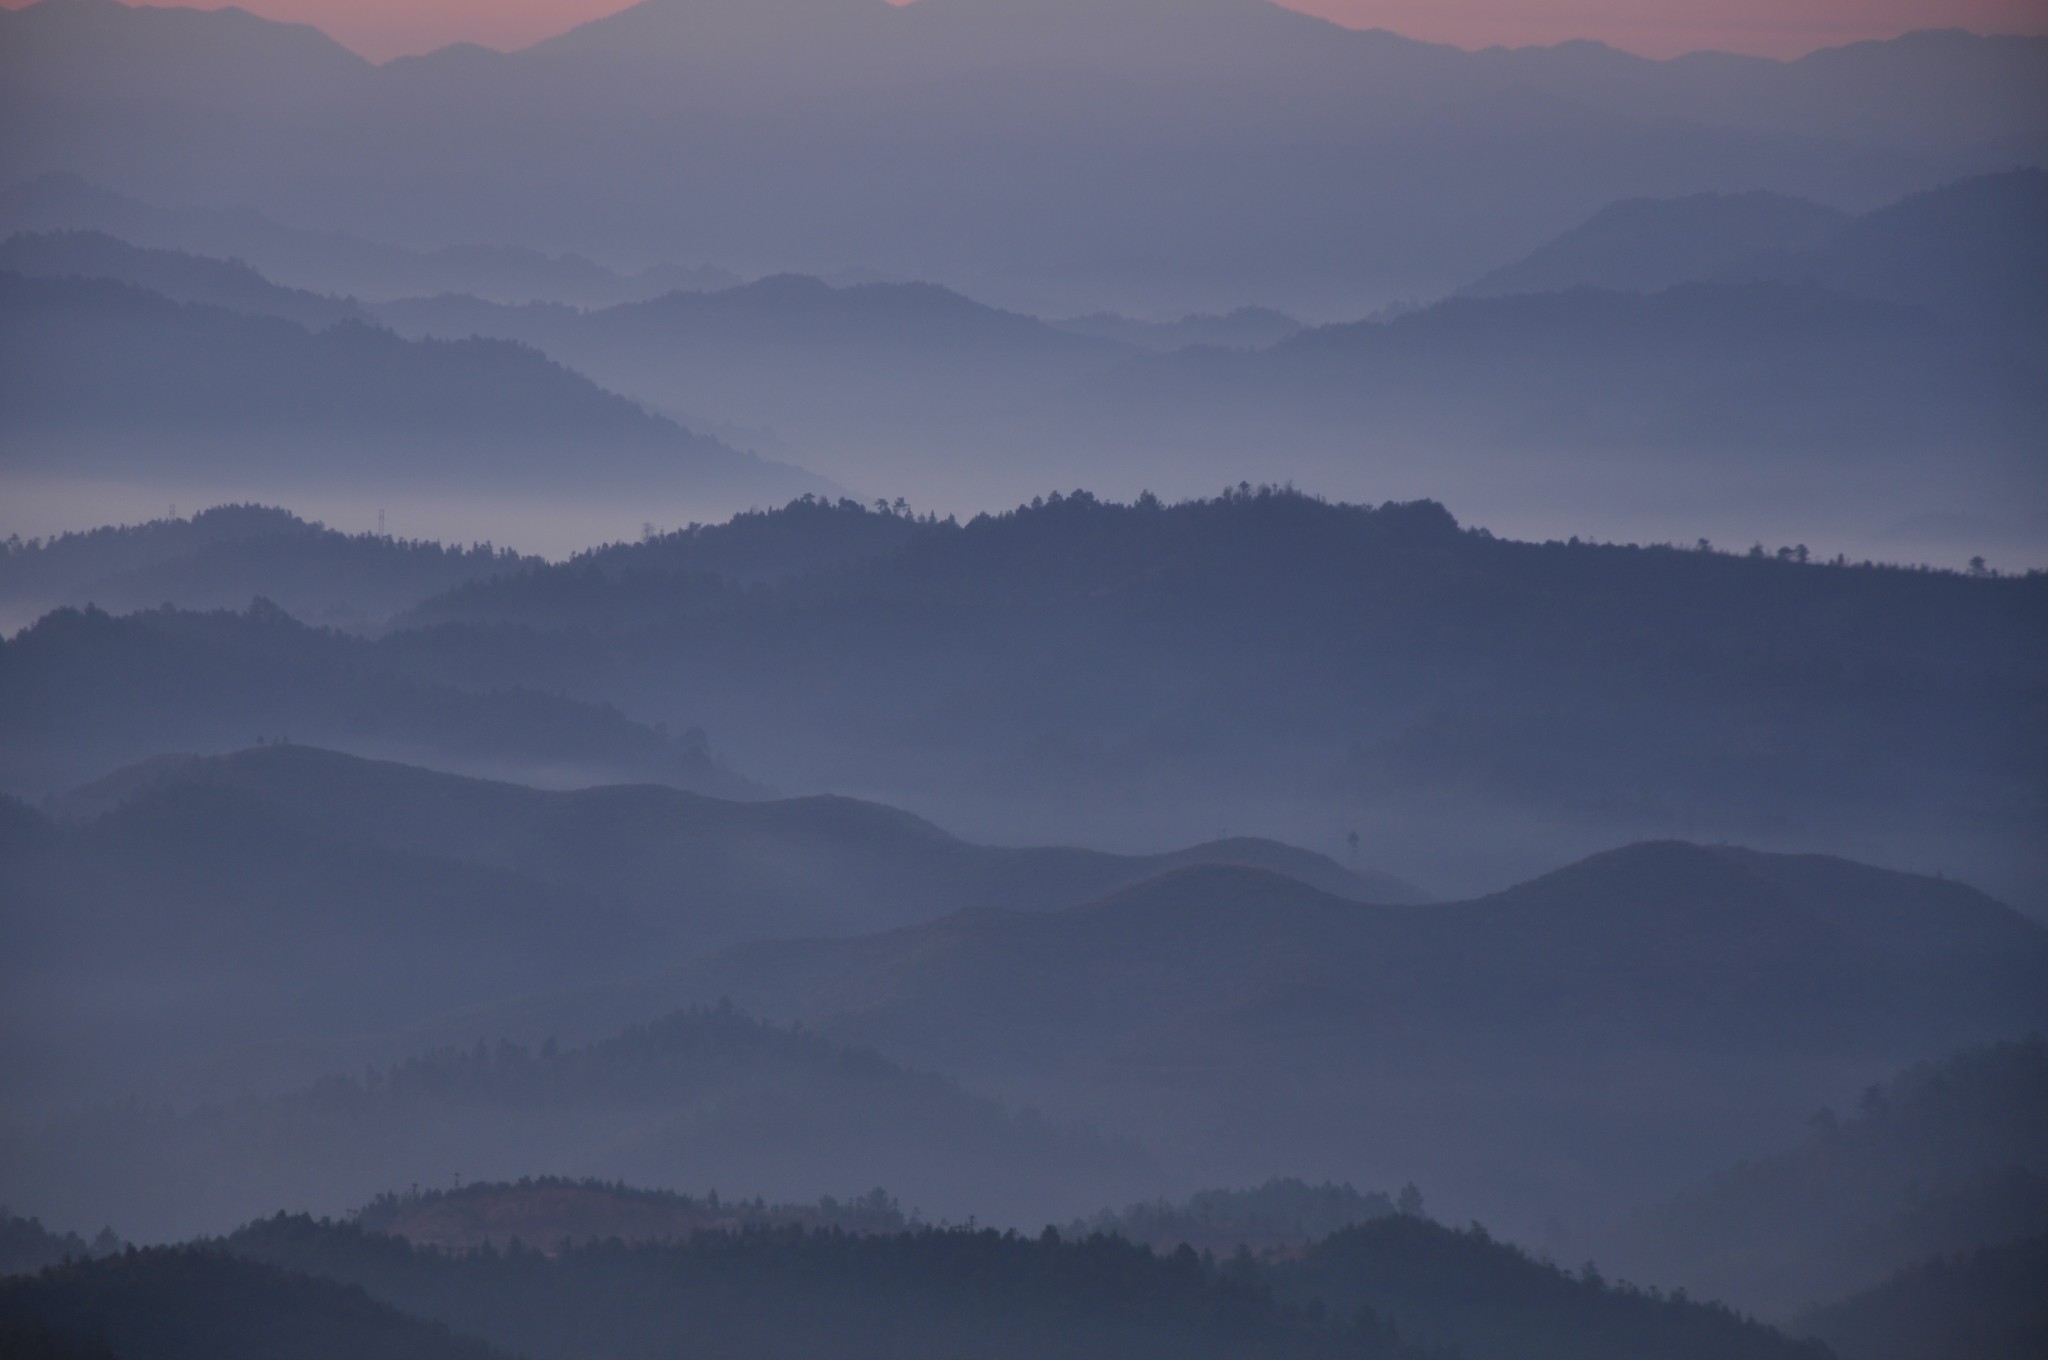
[1275,1214,1828,1360]
[1463,191,1852,297]
[1,1006,1159,1243]
[0,602,760,798]
[1,1213,120,1279]
[0,174,738,305]
[0,273,821,499]
[353,1178,912,1255]
[0,1247,510,1360]
[1795,1231,2048,1360]
[217,1207,1823,1360]
[0,504,537,634]
[1606,1036,2048,1319]
[1070,1178,1399,1256]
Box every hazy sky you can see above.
[10,0,2047,62]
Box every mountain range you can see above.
[6,167,2041,561]
[0,742,1409,1109]
[5,0,2040,316]
[0,173,738,305]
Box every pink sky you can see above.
[8,0,2047,62]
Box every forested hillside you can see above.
[219,1210,1825,1360]
[0,504,534,634]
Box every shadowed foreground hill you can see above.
[665,845,2048,1228]
[0,1248,510,1360]
[217,1209,1824,1360]
[1607,1036,2048,1319]
[1797,1232,2048,1360]
[0,1007,1158,1243]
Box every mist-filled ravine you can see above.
[2,2,2044,1358]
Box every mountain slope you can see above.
[0,273,817,500]
[1274,1215,1829,1360]
[0,230,359,328]
[373,274,1132,487]
[1796,1232,2048,1360]
[1463,191,1851,297]
[1606,1036,2048,1319]
[1465,169,2048,341]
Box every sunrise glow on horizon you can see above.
[4,0,2045,63]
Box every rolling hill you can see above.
[44,743,1417,964]
[654,845,2048,1232]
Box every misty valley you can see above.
[2,2,2046,1358]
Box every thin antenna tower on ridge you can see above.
[377,508,386,538]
